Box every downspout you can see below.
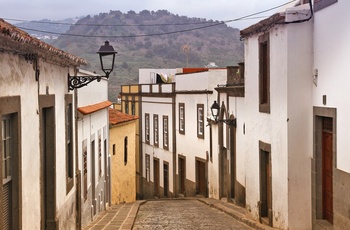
[138,85,144,198]
[172,84,177,197]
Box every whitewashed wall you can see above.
[77,70,110,227]
[0,51,77,229]
[176,70,226,199]
[243,20,313,229]
[142,95,174,194]
[313,1,350,173]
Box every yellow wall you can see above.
[109,120,137,204]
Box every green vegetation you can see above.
[24,10,244,102]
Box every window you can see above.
[145,113,150,144]
[314,0,337,11]
[179,103,185,134]
[146,154,150,182]
[197,104,204,139]
[124,137,128,165]
[83,143,88,201]
[65,95,74,192]
[125,101,129,114]
[113,144,116,155]
[2,116,12,183]
[0,96,20,229]
[259,33,270,113]
[98,133,102,177]
[131,102,135,115]
[154,115,159,147]
[163,116,169,150]
[2,115,13,229]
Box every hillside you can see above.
[23,10,244,102]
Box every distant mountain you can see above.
[19,10,244,102]
[15,17,83,42]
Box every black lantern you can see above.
[210,101,236,127]
[210,100,220,121]
[68,41,118,90]
[97,41,117,78]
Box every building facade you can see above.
[175,69,226,198]
[0,19,86,229]
[312,0,350,229]
[76,70,112,228]
[240,2,313,229]
[109,109,138,204]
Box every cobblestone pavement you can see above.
[133,199,253,230]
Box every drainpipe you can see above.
[172,84,177,197]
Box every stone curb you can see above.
[197,198,275,230]
[121,200,147,230]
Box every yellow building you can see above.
[109,108,138,204]
[120,85,142,198]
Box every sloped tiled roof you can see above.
[240,13,285,38]
[0,18,87,66]
[109,108,139,125]
[78,101,112,115]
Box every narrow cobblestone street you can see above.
[133,199,253,230]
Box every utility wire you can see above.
[3,17,223,27]
[11,0,296,38]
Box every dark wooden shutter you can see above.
[3,182,12,230]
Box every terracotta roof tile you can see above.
[109,109,139,125]
[78,101,112,115]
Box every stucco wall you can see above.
[313,1,350,173]
[141,94,174,197]
[286,21,313,230]
[110,121,136,204]
[0,51,77,229]
[176,70,226,199]
[243,19,313,229]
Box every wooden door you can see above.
[154,159,159,197]
[179,158,185,194]
[163,163,168,197]
[196,160,206,196]
[322,118,333,224]
[260,149,272,225]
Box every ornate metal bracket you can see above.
[220,118,237,127]
[68,74,104,91]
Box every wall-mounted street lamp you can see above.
[210,100,236,127]
[68,41,118,90]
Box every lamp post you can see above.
[210,101,236,127]
[68,41,118,91]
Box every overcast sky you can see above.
[1,0,294,29]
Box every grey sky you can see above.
[1,0,293,29]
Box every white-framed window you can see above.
[154,114,159,147]
[179,103,185,134]
[197,104,204,139]
[163,116,168,150]
[145,113,150,144]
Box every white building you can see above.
[75,70,112,228]
[212,64,246,205]
[137,68,227,198]
[0,19,86,229]
[176,68,226,198]
[236,0,350,229]
[240,1,313,229]
[139,69,178,198]
[312,0,350,229]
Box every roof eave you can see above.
[240,13,285,38]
